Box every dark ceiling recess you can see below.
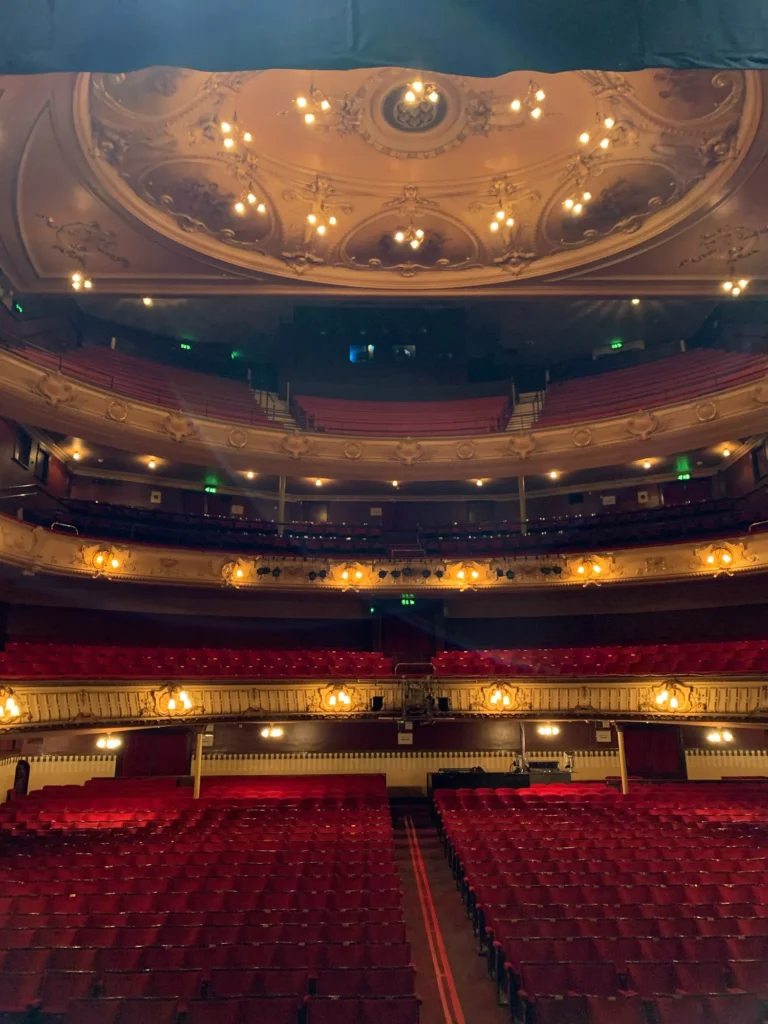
[1,1,766,76]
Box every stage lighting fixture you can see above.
[540,566,551,575]
[437,697,450,713]
[506,570,515,580]
[256,566,271,576]
[421,570,432,579]
[551,566,562,575]
[403,567,413,577]
[272,568,281,578]
[434,569,444,579]
[378,570,388,579]
[390,570,401,579]
[496,568,505,578]
[371,696,384,712]
[318,569,328,579]
[308,571,317,581]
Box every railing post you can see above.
[193,731,204,800]
[277,476,286,537]
[616,723,629,795]
[518,475,528,537]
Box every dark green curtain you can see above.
[2,0,768,75]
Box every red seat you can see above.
[305,997,420,1024]
[654,997,707,1024]
[729,960,768,999]
[585,997,647,1024]
[0,972,40,1013]
[626,962,677,996]
[38,971,97,1012]
[187,998,300,1024]
[705,994,763,1024]
[209,969,308,998]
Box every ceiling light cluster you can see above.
[706,549,733,566]
[219,119,253,149]
[70,272,92,292]
[96,735,122,750]
[707,729,734,744]
[233,190,267,218]
[394,222,426,250]
[509,82,547,122]
[0,692,20,720]
[260,725,284,738]
[295,87,334,126]
[306,208,338,237]
[722,278,750,297]
[655,689,679,710]
[538,723,561,736]
[578,114,619,152]
[563,189,594,217]
[168,689,193,712]
[404,79,440,106]
[328,689,351,707]
[490,688,512,707]
[489,206,515,235]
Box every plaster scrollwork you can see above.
[753,380,768,405]
[639,680,707,716]
[280,433,311,459]
[394,439,426,466]
[163,413,196,442]
[626,411,659,441]
[508,434,537,459]
[455,441,476,460]
[343,441,363,461]
[34,373,77,409]
[307,683,361,715]
[153,685,202,718]
[571,427,593,448]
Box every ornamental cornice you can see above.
[0,518,763,591]
[0,678,766,732]
[2,349,768,480]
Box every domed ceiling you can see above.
[0,66,765,296]
[78,66,758,290]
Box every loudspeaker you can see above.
[371,696,384,712]
[437,697,450,713]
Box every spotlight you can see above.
[506,570,515,580]
[540,566,551,575]
[378,570,388,579]
[549,471,559,480]
[551,566,562,575]
[315,479,323,487]
[371,696,384,712]
[421,570,432,579]
[403,567,413,578]
[496,568,505,578]
[247,471,255,480]
[434,570,444,579]
[308,571,317,581]
[256,566,271,576]
[269,727,283,738]
[437,697,451,713]
[643,460,652,470]
[318,570,328,579]
[390,570,401,580]
[147,459,157,470]
[271,568,281,578]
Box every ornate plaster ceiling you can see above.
[0,66,765,295]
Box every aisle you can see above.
[392,801,509,1024]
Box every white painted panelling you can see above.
[685,749,768,780]
[25,755,116,792]
[0,757,19,803]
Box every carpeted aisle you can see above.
[393,801,509,1024]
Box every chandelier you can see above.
[219,118,253,149]
[562,189,593,217]
[403,79,440,106]
[233,189,266,217]
[394,222,426,250]
[295,86,334,126]
[722,277,750,298]
[307,207,338,236]
[508,82,547,121]
[489,207,515,234]
[70,271,93,292]
[577,114,619,153]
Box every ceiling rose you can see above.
[78,66,761,290]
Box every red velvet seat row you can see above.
[294,394,510,436]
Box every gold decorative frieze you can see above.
[6,516,768,594]
[0,677,765,733]
[1,346,768,481]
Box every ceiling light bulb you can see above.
[495,210,505,221]
[355,570,363,580]
[723,730,733,742]
[573,203,583,214]
[490,221,500,232]
[341,570,349,580]
[600,138,610,150]
[223,137,234,149]
[631,298,641,305]
[97,737,107,749]
[321,99,331,111]
[304,113,315,124]
[95,555,104,565]
[535,89,546,101]
[738,279,749,289]
[707,554,715,564]
[242,132,252,142]
[549,470,558,479]
[84,279,93,289]
[471,570,479,579]
[642,460,652,470]
[405,90,416,103]
[178,691,188,702]
[722,281,734,291]
[395,231,405,243]
[579,132,590,144]
[732,287,742,296]
[428,91,439,103]
[72,451,81,461]
[530,107,542,119]
[577,565,585,574]
[148,459,156,469]
[415,228,425,239]
[168,699,176,711]
[316,224,327,235]
[582,191,592,201]
[329,216,337,226]
[412,81,424,92]
[328,695,337,706]
[410,239,420,249]
[110,558,120,569]
[256,203,266,213]
[457,570,465,580]
[502,695,510,706]
[722,553,732,564]
[392,480,398,487]
[247,471,255,480]
[506,217,515,227]
[564,199,574,209]
[247,193,257,204]
[270,727,283,737]
[220,121,232,133]
[307,213,317,224]
[72,280,82,290]
[235,568,243,578]
[669,696,679,709]
[593,564,602,573]
[142,296,153,307]
[234,202,245,214]
[71,272,82,282]
[315,479,322,487]
[604,117,615,129]
[707,731,721,742]
[476,479,483,487]
[296,97,307,108]
[261,726,270,737]
[723,448,731,457]
[511,99,522,111]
